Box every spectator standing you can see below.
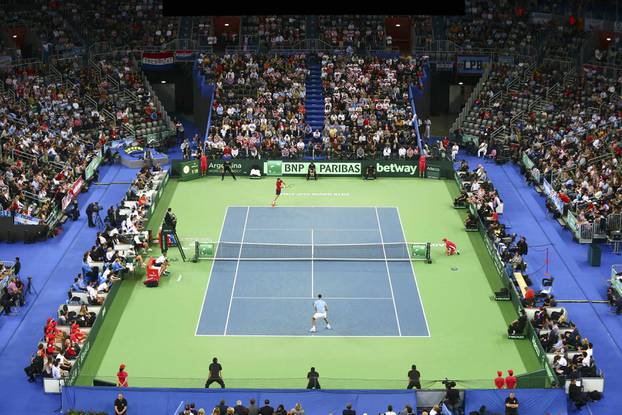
[385,405,397,415]
[398,405,415,415]
[234,400,248,415]
[248,399,259,415]
[407,364,421,389]
[259,399,274,415]
[114,393,128,415]
[424,118,431,138]
[516,237,528,256]
[505,369,517,389]
[205,357,225,388]
[217,400,228,414]
[504,392,518,415]
[13,257,21,275]
[494,371,505,389]
[342,403,356,415]
[290,403,304,415]
[306,366,320,389]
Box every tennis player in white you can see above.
[309,294,332,333]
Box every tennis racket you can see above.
[284,183,295,189]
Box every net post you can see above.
[426,242,432,263]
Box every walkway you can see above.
[0,163,138,413]
[461,153,622,413]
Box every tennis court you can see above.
[195,206,429,337]
[76,177,541,389]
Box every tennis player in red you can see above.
[272,178,286,207]
[442,238,460,255]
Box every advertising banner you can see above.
[14,213,41,225]
[207,159,258,176]
[264,161,362,176]
[179,159,200,181]
[175,50,195,61]
[142,52,175,70]
[61,177,85,210]
[457,55,490,74]
[542,178,564,213]
[85,150,103,181]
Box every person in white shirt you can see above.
[424,118,431,138]
[477,141,488,158]
[384,405,397,415]
[309,294,331,333]
[154,252,170,276]
[52,360,62,380]
[383,145,391,159]
[451,143,459,161]
[87,282,104,305]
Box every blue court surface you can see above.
[195,207,429,337]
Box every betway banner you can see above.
[142,52,175,70]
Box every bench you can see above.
[524,306,567,321]
[69,290,108,305]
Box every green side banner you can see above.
[85,150,104,181]
[179,159,200,181]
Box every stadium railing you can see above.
[454,171,560,389]
[65,170,170,387]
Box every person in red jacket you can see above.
[442,238,460,256]
[117,363,129,387]
[200,153,208,177]
[524,287,536,306]
[494,371,505,389]
[418,153,427,178]
[505,369,517,389]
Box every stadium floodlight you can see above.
[606,37,612,41]
[395,24,401,27]
[458,82,464,85]
[161,80,166,84]
[225,23,230,26]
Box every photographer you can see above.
[443,379,461,415]
[86,202,101,228]
[364,164,376,180]
[307,162,318,180]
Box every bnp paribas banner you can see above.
[265,160,362,176]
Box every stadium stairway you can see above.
[459,152,622,414]
[304,55,324,142]
[306,15,319,39]
[178,16,193,40]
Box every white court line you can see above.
[196,334,429,338]
[244,228,380,232]
[396,208,431,337]
[311,228,314,298]
[232,296,394,300]
[223,206,250,335]
[375,207,402,336]
[194,206,230,336]
[228,205,401,209]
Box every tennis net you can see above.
[199,241,431,262]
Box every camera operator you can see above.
[86,202,102,228]
[443,379,461,415]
